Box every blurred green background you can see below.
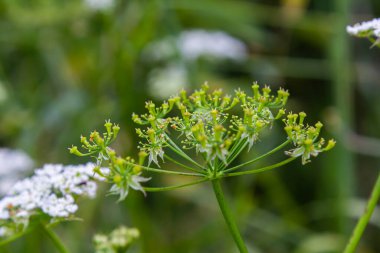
[1,0,380,252]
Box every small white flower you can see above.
[346,18,380,38]
[130,174,151,196]
[148,147,164,167]
[109,173,151,201]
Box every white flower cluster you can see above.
[346,18,380,38]
[0,163,100,236]
[84,0,113,10]
[0,148,34,195]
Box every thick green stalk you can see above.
[343,173,380,253]
[40,224,69,253]
[328,0,354,233]
[211,179,248,253]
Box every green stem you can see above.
[224,140,291,173]
[165,135,204,169]
[125,162,203,177]
[343,173,380,253]
[223,139,248,169]
[211,179,248,253]
[224,157,296,177]
[144,178,208,192]
[164,154,205,174]
[0,230,30,247]
[40,224,69,253]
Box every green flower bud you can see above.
[304,139,313,146]
[210,109,218,122]
[252,82,260,99]
[138,151,148,165]
[105,120,113,134]
[69,146,84,156]
[298,112,306,124]
[284,125,293,137]
[145,101,156,115]
[324,139,336,151]
[112,125,120,137]
[197,134,207,148]
[133,165,142,174]
[262,86,271,97]
[236,90,247,104]
[115,157,125,167]
[113,174,122,184]
[275,109,286,119]
[147,128,155,142]
[315,121,323,129]
[93,166,105,177]
[132,113,143,124]
[80,135,90,147]
[201,82,209,91]
[135,128,143,136]
[214,125,225,142]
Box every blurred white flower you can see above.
[0,80,7,103]
[148,64,189,99]
[84,0,113,10]
[347,18,380,38]
[0,163,100,236]
[144,29,248,62]
[94,226,140,253]
[178,30,248,61]
[0,148,34,195]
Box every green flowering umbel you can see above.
[71,83,335,252]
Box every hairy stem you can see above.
[40,224,69,253]
[211,179,248,253]
[343,173,380,253]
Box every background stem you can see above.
[40,224,69,253]
[343,173,380,253]
[211,179,248,253]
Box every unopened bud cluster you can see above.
[284,112,335,164]
[70,120,150,201]
[72,82,335,199]
[133,83,289,167]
